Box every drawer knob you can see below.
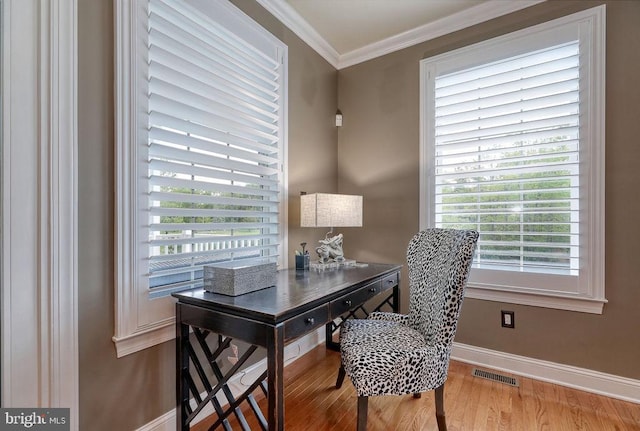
[344,300,352,307]
[305,317,315,325]
[387,279,394,284]
[368,287,376,293]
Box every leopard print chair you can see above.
[336,228,479,431]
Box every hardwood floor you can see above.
[192,345,640,430]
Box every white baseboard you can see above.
[136,328,326,431]
[452,342,640,404]
[135,410,175,431]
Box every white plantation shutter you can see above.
[434,41,580,275]
[420,7,606,312]
[146,0,286,294]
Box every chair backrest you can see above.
[406,228,478,350]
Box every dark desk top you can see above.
[173,263,401,324]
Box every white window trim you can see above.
[1,0,79,427]
[419,6,606,314]
[114,0,289,357]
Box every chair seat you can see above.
[340,319,447,397]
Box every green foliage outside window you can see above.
[438,139,574,268]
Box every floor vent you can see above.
[471,368,519,387]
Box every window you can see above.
[114,0,288,356]
[420,6,605,313]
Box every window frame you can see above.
[419,6,606,314]
[114,0,288,357]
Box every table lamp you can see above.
[300,193,363,267]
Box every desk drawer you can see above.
[381,272,399,290]
[285,304,329,341]
[330,280,381,318]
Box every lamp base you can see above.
[310,259,357,270]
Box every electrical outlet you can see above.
[501,310,515,328]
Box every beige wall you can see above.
[228,0,340,265]
[77,0,337,429]
[77,0,639,428]
[338,0,640,379]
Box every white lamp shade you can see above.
[300,193,363,228]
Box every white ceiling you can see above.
[284,0,488,55]
[257,0,545,69]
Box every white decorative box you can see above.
[203,260,277,296]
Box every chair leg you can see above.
[435,383,447,431]
[357,396,368,431]
[336,365,346,389]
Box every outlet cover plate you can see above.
[501,310,515,328]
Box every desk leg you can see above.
[393,283,400,313]
[266,324,285,431]
[176,304,190,431]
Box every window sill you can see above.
[112,318,175,358]
[465,285,606,314]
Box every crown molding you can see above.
[255,0,340,68]
[256,0,545,70]
[338,0,546,68]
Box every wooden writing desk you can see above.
[173,262,401,430]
